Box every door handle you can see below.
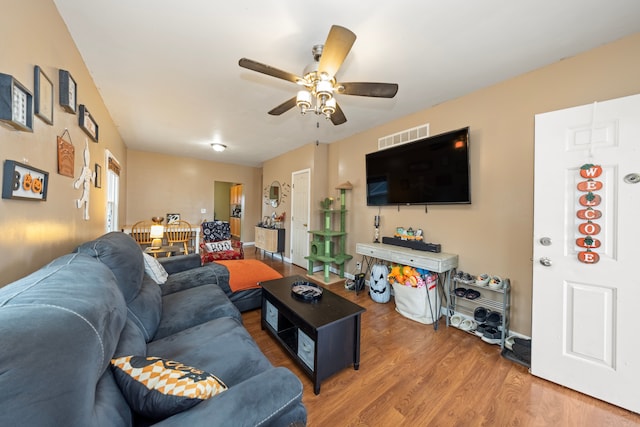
[539,257,552,267]
[303,224,308,227]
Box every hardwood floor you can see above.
[243,249,640,426]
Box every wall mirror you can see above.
[269,181,280,207]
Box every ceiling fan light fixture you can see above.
[315,79,333,99]
[322,98,336,117]
[296,90,312,112]
[211,143,226,152]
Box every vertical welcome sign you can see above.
[576,164,603,264]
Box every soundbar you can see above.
[381,236,441,253]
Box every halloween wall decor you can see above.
[73,139,95,220]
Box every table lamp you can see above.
[150,225,164,249]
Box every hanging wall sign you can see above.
[576,164,602,264]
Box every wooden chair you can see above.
[166,220,193,254]
[130,221,153,247]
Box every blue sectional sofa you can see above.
[0,232,306,426]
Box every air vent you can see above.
[378,124,429,150]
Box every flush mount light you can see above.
[211,143,226,152]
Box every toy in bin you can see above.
[388,264,437,289]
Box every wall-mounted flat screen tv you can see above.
[366,127,471,205]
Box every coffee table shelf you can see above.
[260,275,365,394]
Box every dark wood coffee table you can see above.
[260,275,366,394]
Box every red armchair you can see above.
[200,221,244,264]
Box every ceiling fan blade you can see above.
[318,25,356,78]
[268,97,297,116]
[239,58,301,84]
[330,102,347,125]
[338,82,399,98]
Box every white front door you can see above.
[291,169,310,267]
[531,93,640,413]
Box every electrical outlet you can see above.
[356,262,361,271]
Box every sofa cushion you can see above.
[147,317,273,387]
[127,276,162,342]
[75,231,145,303]
[0,253,129,426]
[161,262,228,296]
[143,253,169,284]
[111,355,227,420]
[154,284,241,340]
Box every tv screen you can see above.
[366,127,471,205]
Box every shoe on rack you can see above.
[475,323,487,337]
[481,326,502,344]
[474,306,489,323]
[454,287,467,297]
[450,314,463,328]
[488,276,503,290]
[459,318,477,332]
[486,311,502,327]
[475,274,490,287]
[464,289,481,300]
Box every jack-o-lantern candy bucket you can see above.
[370,264,390,303]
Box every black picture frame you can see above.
[0,73,33,132]
[34,66,53,125]
[79,104,99,142]
[2,160,49,201]
[95,163,102,188]
[59,69,77,114]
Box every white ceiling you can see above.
[52,1,640,167]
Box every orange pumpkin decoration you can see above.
[579,193,602,207]
[578,222,601,235]
[578,251,600,264]
[22,173,32,191]
[31,178,42,194]
[576,208,602,220]
[577,180,603,192]
[576,237,601,248]
[579,164,603,178]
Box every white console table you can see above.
[355,242,458,329]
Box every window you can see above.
[105,150,121,232]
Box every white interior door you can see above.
[291,169,310,267]
[532,93,640,413]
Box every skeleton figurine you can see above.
[74,139,95,220]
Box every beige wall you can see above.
[126,150,261,241]
[0,0,128,286]
[262,142,328,259]
[319,33,640,335]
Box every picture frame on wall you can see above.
[59,69,77,114]
[2,160,49,201]
[34,66,54,125]
[0,73,33,132]
[94,163,102,188]
[79,104,99,142]
[166,213,180,224]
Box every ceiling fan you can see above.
[239,25,398,125]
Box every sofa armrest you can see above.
[151,367,306,427]
[158,253,202,274]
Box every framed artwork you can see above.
[2,160,48,201]
[34,66,53,125]
[0,73,33,132]
[57,135,75,177]
[59,69,77,114]
[79,104,99,142]
[166,213,180,224]
[94,163,102,188]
